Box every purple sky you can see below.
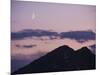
[11,1,96,32]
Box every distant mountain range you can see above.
[12,45,95,75]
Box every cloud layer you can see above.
[15,44,37,48]
[11,51,47,72]
[11,29,95,43]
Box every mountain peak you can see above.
[53,45,74,51]
[49,45,74,55]
[57,45,71,48]
[76,46,92,55]
[80,47,89,50]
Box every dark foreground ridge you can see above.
[12,45,95,75]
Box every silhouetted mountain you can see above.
[74,47,95,69]
[12,45,95,74]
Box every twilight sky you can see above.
[11,0,96,32]
[11,0,96,72]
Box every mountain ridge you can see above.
[12,45,95,74]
